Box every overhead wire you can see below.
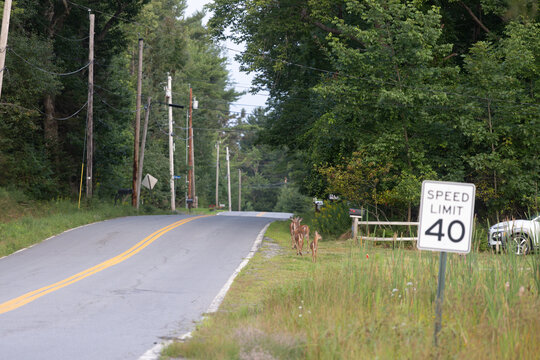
[94,92,137,113]
[175,126,258,133]
[33,101,88,121]
[94,83,128,98]
[55,33,90,42]
[8,47,92,76]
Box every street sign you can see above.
[418,180,476,254]
[142,174,158,190]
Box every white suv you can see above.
[489,214,540,254]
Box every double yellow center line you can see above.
[0,215,207,315]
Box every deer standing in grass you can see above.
[310,231,321,262]
[289,217,301,249]
[296,224,310,256]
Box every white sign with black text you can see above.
[418,180,476,254]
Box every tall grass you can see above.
[166,221,540,360]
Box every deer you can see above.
[310,231,321,262]
[290,217,302,249]
[296,224,310,256]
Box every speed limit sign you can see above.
[418,181,476,254]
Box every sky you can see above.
[184,0,268,116]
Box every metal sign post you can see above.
[434,251,447,346]
[417,180,475,347]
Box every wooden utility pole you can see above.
[185,102,189,209]
[86,13,95,198]
[238,169,241,211]
[0,0,12,99]
[136,96,151,209]
[132,38,143,206]
[227,146,231,212]
[215,141,220,207]
[192,96,197,208]
[188,87,194,206]
[166,74,175,211]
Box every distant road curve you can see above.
[217,210,293,219]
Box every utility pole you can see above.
[227,146,231,212]
[185,97,189,209]
[136,96,151,209]
[238,169,242,211]
[215,141,220,208]
[0,0,13,99]
[192,96,198,208]
[132,37,143,207]
[86,13,95,199]
[166,74,175,211]
[187,87,193,207]
[188,88,197,207]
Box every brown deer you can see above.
[310,231,321,262]
[289,217,301,249]
[296,224,310,256]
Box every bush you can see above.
[313,202,351,237]
[273,186,312,214]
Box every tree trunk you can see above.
[402,123,412,168]
[43,94,59,168]
[487,100,497,194]
[44,94,58,148]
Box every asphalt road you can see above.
[0,213,288,359]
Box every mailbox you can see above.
[349,208,365,216]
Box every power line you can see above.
[33,101,88,121]
[94,92,137,113]
[8,47,91,76]
[55,33,90,42]
[168,91,264,107]
[94,83,128,97]
[175,126,258,133]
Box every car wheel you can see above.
[508,233,531,255]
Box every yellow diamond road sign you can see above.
[142,174,158,190]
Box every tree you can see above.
[457,21,539,215]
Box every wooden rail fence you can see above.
[351,215,419,242]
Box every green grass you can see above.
[162,220,540,360]
[0,188,169,258]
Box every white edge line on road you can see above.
[138,222,272,360]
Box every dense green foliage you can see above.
[208,0,539,221]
